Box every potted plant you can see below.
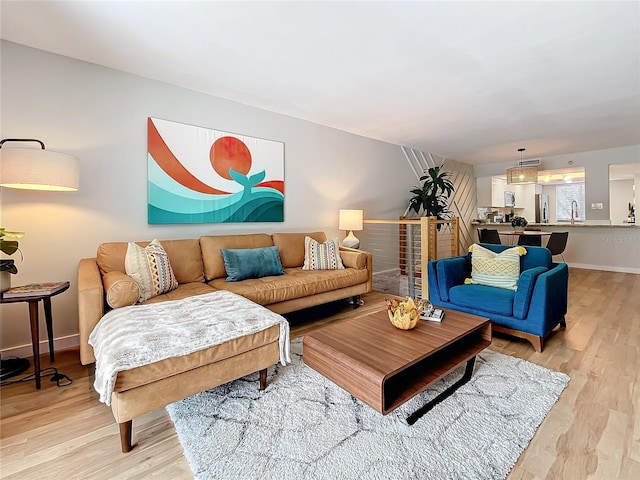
[408,164,455,223]
[511,216,528,232]
[1,228,24,292]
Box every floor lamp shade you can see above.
[339,209,363,249]
[0,147,79,191]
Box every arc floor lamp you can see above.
[0,138,79,380]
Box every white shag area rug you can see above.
[167,339,569,480]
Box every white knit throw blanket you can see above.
[89,290,291,406]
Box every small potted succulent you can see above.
[511,216,528,232]
[0,228,24,292]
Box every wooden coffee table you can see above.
[303,307,491,424]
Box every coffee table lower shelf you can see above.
[303,309,491,422]
[405,355,477,425]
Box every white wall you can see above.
[0,41,417,355]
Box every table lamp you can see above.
[339,209,363,249]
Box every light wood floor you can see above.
[1,268,638,479]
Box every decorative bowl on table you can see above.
[385,296,426,330]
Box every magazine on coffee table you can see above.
[420,305,445,322]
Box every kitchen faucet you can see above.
[570,200,578,224]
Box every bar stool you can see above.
[546,232,569,262]
[517,235,542,247]
[478,228,501,244]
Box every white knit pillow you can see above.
[302,237,345,270]
[125,239,178,302]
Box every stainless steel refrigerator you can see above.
[535,193,550,223]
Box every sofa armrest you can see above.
[78,257,104,365]
[340,249,367,269]
[339,247,373,293]
[513,266,548,319]
[429,256,468,302]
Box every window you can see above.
[556,183,585,222]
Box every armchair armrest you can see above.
[429,256,468,302]
[513,266,548,319]
[522,263,569,335]
[78,257,104,365]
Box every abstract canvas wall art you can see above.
[147,117,284,224]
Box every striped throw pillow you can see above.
[125,239,178,302]
[465,244,526,290]
[302,237,345,270]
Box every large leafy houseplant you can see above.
[0,228,24,274]
[408,165,455,220]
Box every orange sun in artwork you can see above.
[210,136,252,180]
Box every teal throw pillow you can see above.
[221,246,285,282]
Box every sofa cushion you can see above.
[303,237,344,270]
[103,271,139,309]
[209,267,368,306]
[449,284,515,317]
[271,232,326,268]
[200,234,274,281]
[125,239,179,302]
[221,246,285,282]
[142,282,218,304]
[466,243,525,290]
[97,239,205,284]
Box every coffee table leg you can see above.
[406,356,476,425]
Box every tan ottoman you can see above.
[111,324,281,452]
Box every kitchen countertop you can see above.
[471,222,638,228]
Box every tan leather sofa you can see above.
[77,231,372,451]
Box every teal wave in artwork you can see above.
[148,153,283,224]
[149,184,284,224]
[149,182,240,214]
[149,196,283,224]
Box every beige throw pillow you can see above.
[125,239,178,302]
[302,236,345,270]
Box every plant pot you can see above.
[514,226,525,232]
[0,271,11,293]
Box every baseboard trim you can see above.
[1,334,79,359]
[568,263,640,275]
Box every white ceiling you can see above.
[1,1,639,165]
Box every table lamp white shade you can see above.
[0,147,79,191]
[339,209,363,248]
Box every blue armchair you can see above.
[427,244,568,352]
